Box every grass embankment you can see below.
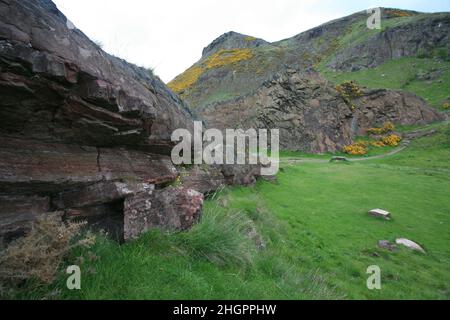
[11,123,450,300]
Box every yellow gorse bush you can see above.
[167,65,203,94]
[367,122,395,135]
[205,49,254,69]
[336,81,363,99]
[335,81,363,111]
[343,142,368,155]
[168,48,254,93]
[382,134,402,147]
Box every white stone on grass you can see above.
[368,209,391,220]
[395,238,426,254]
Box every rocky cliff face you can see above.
[202,31,269,57]
[199,69,441,152]
[327,12,450,72]
[0,0,260,245]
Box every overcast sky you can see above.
[52,0,450,83]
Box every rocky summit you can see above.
[169,8,448,152]
[0,0,260,244]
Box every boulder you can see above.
[180,165,226,195]
[396,238,426,253]
[220,164,262,186]
[124,187,204,240]
[378,240,397,251]
[368,209,391,220]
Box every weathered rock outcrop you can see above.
[202,31,268,58]
[327,13,450,72]
[0,0,193,244]
[0,0,260,245]
[0,0,193,151]
[352,89,442,134]
[198,69,442,153]
[124,186,204,240]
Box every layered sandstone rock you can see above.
[0,0,259,244]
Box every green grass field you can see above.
[12,122,450,300]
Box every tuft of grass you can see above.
[145,67,155,77]
[93,40,104,49]
[172,205,256,267]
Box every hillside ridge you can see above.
[168,8,449,110]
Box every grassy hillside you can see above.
[315,12,450,110]
[12,122,450,300]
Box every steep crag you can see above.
[0,0,260,244]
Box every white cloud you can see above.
[52,0,448,82]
